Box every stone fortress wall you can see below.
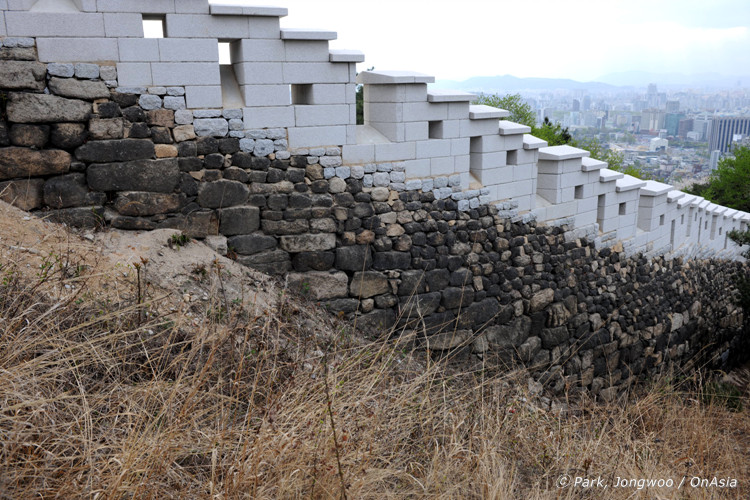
[1,0,747,260]
[1,0,748,398]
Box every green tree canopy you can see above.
[685,146,750,212]
[473,93,535,128]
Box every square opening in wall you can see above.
[574,185,583,199]
[143,15,165,38]
[619,202,626,215]
[219,42,231,64]
[292,84,313,105]
[428,121,443,139]
[659,214,665,226]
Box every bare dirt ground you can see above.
[0,200,279,317]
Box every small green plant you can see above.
[168,232,190,249]
[702,381,744,412]
[191,263,208,279]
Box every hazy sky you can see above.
[212,0,750,82]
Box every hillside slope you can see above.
[0,203,748,499]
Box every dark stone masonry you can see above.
[0,40,747,401]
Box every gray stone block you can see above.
[218,206,260,236]
[193,118,229,137]
[48,78,110,100]
[37,37,119,63]
[158,38,219,62]
[6,93,92,123]
[185,86,223,108]
[5,12,105,37]
[163,96,187,110]
[103,12,143,37]
[47,63,75,78]
[116,63,153,87]
[139,94,163,111]
[87,159,179,193]
[0,147,71,180]
[0,60,46,91]
[0,178,44,211]
[118,38,160,62]
[76,139,155,163]
[197,179,249,208]
[151,63,221,86]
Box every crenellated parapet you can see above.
[0,0,748,262]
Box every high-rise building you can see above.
[709,150,721,171]
[665,113,685,136]
[582,95,591,111]
[572,99,580,112]
[678,118,693,138]
[665,100,680,113]
[707,117,750,153]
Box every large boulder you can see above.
[280,233,336,253]
[287,271,348,300]
[114,192,185,216]
[0,61,46,91]
[75,139,154,163]
[0,147,70,180]
[0,179,44,210]
[197,180,249,208]
[44,173,105,209]
[218,206,260,235]
[50,123,87,149]
[9,124,49,148]
[47,77,110,100]
[6,93,91,123]
[87,158,179,192]
[350,271,390,298]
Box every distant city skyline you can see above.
[214,0,750,84]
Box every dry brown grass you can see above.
[1,239,749,499]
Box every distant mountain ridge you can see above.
[432,73,750,93]
[431,74,615,93]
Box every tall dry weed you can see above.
[0,256,747,499]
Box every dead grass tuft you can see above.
[0,224,748,498]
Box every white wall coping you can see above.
[427,89,476,102]
[356,70,435,84]
[498,120,531,136]
[677,194,698,208]
[640,180,673,197]
[698,200,711,210]
[708,204,728,216]
[469,104,508,120]
[523,134,547,150]
[210,4,288,17]
[616,174,647,192]
[329,49,365,63]
[724,208,738,218]
[581,156,607,172]
[538,145,589,161]
[667,190,685,203]
[599,168,624,183]
[281,28,337,40]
